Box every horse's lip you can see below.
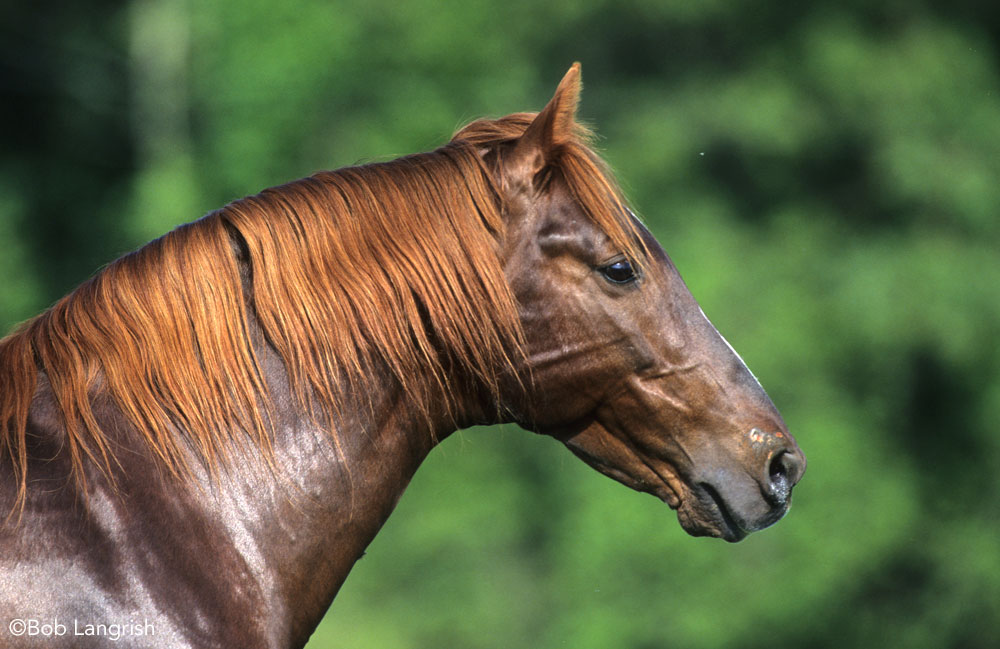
[695,482,748,542]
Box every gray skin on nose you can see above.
[686,427,806,541]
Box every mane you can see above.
[0,112,642,509]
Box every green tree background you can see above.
[2,1,999,647]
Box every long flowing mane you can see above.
[0,112,640,507]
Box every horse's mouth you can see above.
[677,481,792,542]
[638,462,749,542]
[690,482,749,542]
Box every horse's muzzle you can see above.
[683,432,806,542]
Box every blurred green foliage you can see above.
[2,1,999,647]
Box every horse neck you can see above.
[206,323,462,644]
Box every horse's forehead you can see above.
[532,179,601,228]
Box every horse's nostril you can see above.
[766,451,797,506]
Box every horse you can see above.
[0,64,805,648]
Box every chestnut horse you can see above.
[0,65,804,648]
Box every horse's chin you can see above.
[675,494,750,543]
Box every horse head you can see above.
[469,65,806,541]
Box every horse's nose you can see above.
[764,444,806,508]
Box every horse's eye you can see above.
[600,259,636,284]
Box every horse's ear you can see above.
[512,63,582,179]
